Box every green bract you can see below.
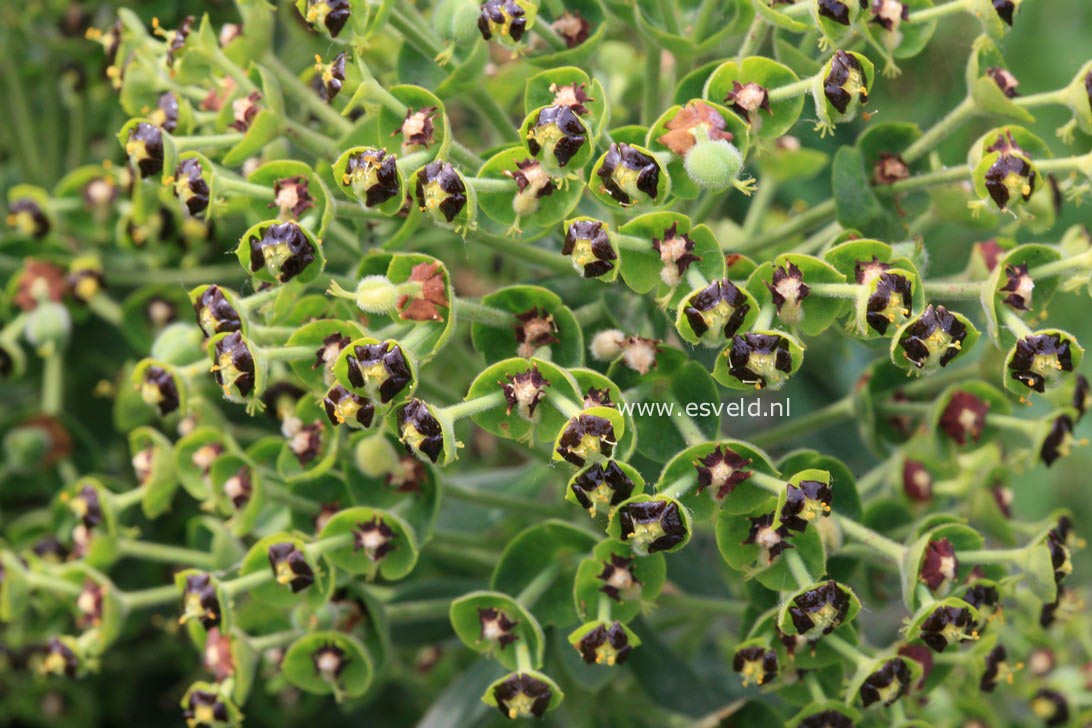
[3,1,1091,725]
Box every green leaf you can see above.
[471,285,584,367]
[238,533,334,609]
[832,146,897,239]
[611,348,720,461]
[715,502,827,591]
[704,56,806,140]
[573,540,667,623]
[449,590,546,670]
[417,659,503,728]
[491,520,597,626]
[1023,542,1059,604]
[627,617,719,716]
[318,506,419,579]
[657,440,779,520]
[282,630,374,699]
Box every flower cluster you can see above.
[1,0,1091,726]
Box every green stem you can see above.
[856,459,893,496]
[58,459,80,486]
[249,325,298,343]
[1013,89,1068,109]
[672,407,708,449]
[907,0,975,23]
[572,301,605,327]
[386,597,452,623]
[612,232,651,252]
[265,481,322,514]
[735,12,769,61]
[347,74,408,117]
[398,149,434,174]
[262,345,316,363]
[915,582,937,608]
[116,538,219,570]
[0,311,27,343]
[441,391,507,421]
[804,672,826,703]
[24,570,83,597]
[656,0,681,34]
[467,177,517,194]
[262,53,353,134]
[958,547,1027,565]
[988,413,1039,436]
[656,592,747,616]
[752,302,775,331]
[333,199,386,221]
[596,593,612,623]
[1000,307,1034,339]
[746,471,785,495]
[282,118,339,158]
[877,400,932,417]
[109,487,145,513]
[515,642,534,673]
[388,5,444,55]
[312,530,356,552]
[394,323,433,359]
[86,295,124,326]
[691,189,722,224]
[468,88,518,140]
[750,396,854,448]
[796,221,842,254]
[444,481,567,517]
[833,513,907,562]
[448,141,485,171]
[206,47,258,93]
[216,176,273,200]
[740,199,836,252]
[516,561,560,608]
[660,474,697,500]
[923,280,984,299]
[41,350,64,415]
[741,178,777,237]
[533,19,568,51]
[1037,152,1092,175]
[426,536,500,569]
[642,43,662,126]
[784,550,814,589]
[767,76,815,102]
[547,389,583,419]
[902,362,978,395]
[468,230,572,274]
[824,633,871,669]
[1029,249,1092,279]
[899,95,978,162]
[222,569,273,597]
[173,133,245,152]
[0,50,46,183]
[121,583,180,610]
[888,164,970,193]
[248,629,301,652]
[808,282,860,298]
[931,474,974,497]
[454,299,513,328]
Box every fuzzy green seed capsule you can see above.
[684,139,743,190]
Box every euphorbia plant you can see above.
[1,0,1091,725]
